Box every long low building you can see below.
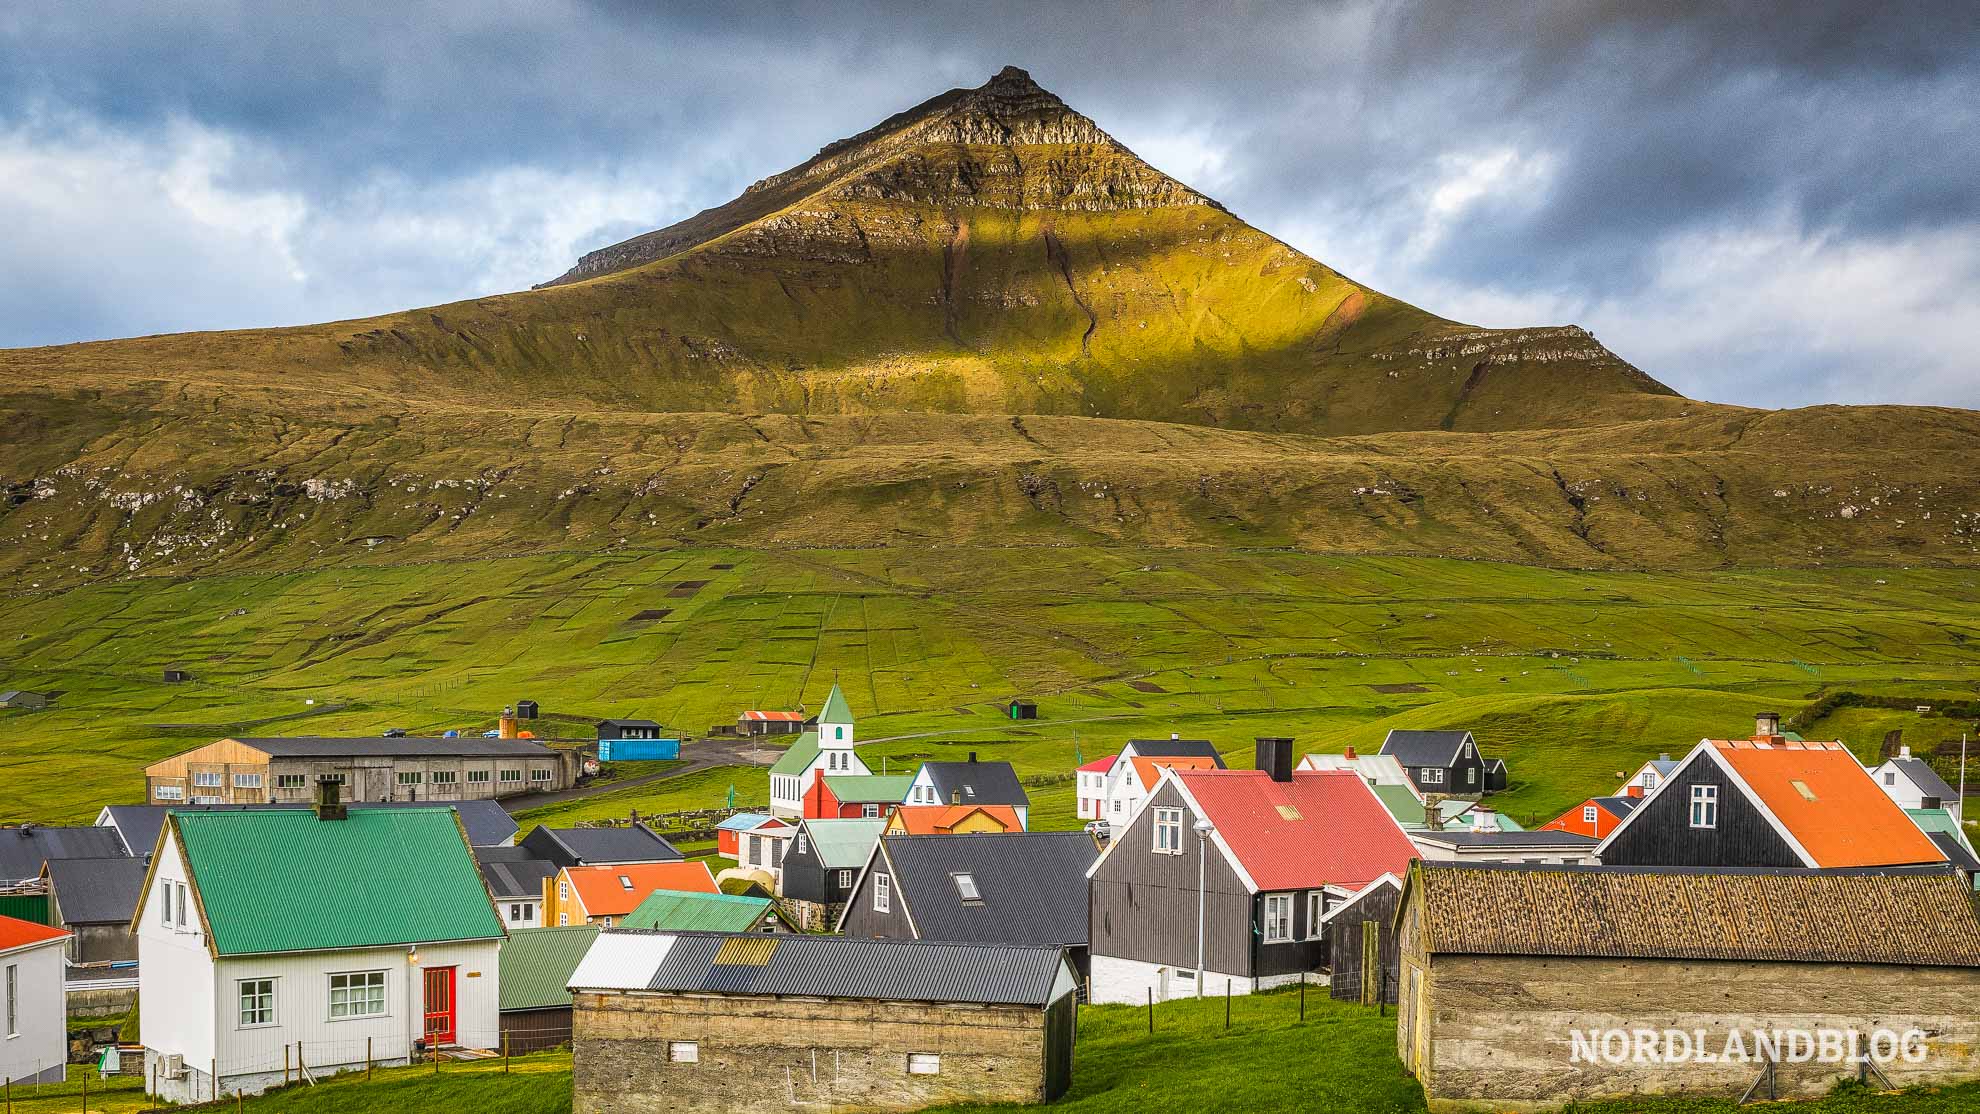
[568,932,1077,1113]
[142,737,579,805]
[1397,861,1980,1110]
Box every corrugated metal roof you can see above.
[620,891,778,933]
[500,925,599,1011]
[173,808,503,955]
[1410,862,1980,966]
[822,775,915,802]
[235,736,557,759]
[877,832,1097,947]
[0,914,68,956]
[918,760,1029,808]
[103,801,518,854]
[715,813,777,833]
[575,932,1068,1006]
[767,731,820,777]
[799,819,887,868]
[0,826,128,885]
[520,825,682,867]
[44,856,147,924]
[478,856,557,900]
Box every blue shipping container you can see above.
[599,738,680,761]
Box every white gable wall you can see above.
[137,827,218,1092]
[1,936,68,1084]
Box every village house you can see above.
[731,820,797,888]
[885,804,1023,835]
[904,755,1031,827]
[1396,861,1980,1109]
[1075,736,1225,828]
[595,718,663,741]
[767,684,865,818]
[778,818,887,930]
[620,890,794,934]
[1297,746,1416,793]
[1377,729,1506,795]
[42,855,146,965]
[498,924,597,1055]
[141,735,578,806]
[1618,752,1680,795]
[1869,744,1963,821]
[713,813,786,859]
[519,824,682,869]
[803,774,916,820]
[1,914,70,1084]
[474,846,558,929]
[0,824,127,888]
[1321,873,1403,1005]
[134,793,505,1101]
[96,800,520,855]
[736,709,805,737]
[838,832,1098,975]
[1537,795,1639,839]
[1086,738,1419,1004]
[1595,714,1950,869]
[568,932,1077,1113]
[546,861,719,927]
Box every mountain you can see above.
[1,67,1977,586]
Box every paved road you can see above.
[499,736,777,814]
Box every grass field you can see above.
[3,548,1978,828]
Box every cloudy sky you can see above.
[2,1,1975,409]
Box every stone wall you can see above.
[572,990,1053,1114]
[1419,954,1980,1111]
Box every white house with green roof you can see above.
[768,683,867,817]
[133,798,506,1102]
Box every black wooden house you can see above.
[1378,730,1496,795]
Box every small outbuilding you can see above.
[1396,861,1980,1110]
[499,924,597,1053]
[569,932,1077,1113]
[162,668,192,683]
[42,855,147,965]
[515,700,540,720]
[1007,699,1038,720]
[1322,872,1402,1005]
[0,690,49,710]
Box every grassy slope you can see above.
[5,549,1978,827]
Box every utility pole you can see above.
[1194,818,1216,997]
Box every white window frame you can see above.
[499,769,523,783]
[327,970,387,1020]
[1152,807,1183,854]
[874,873,891,913]
[953,872,981,901]
[1263,894,1294,944]
[233,773,262,789]
[837,869,854,889]
[160,880,174,927]
[192,771,223,788]
[1582,805,1599,824]
[862,803,879,818]
[1307,892,1325,940]
[397,771,423,785]
[1689,785,1718,829]
[238,978,276,1029]
[154,784,184,801]
[530,768,552,783]
[431,770,458,785]
[466,769,491,784]
[319,773,347,786]
[275,774,306,790]
[1642,771,1658,790]
[669,1040,698,1064]
[907,1053,940,1075]
[1422,768,1445,785]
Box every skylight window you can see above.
[1790,780,1817,801]
[953,872,981,902]
[619,875,634,890]
[1275,804,1303,821]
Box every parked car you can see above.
[1084,819,1113,840]
[382,728,408,738]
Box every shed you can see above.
[1007,699,1038,720]
[1322,873,1401,1004]
[569,932,1078,1113]
[515,700,540,720]
[0,690,49,710]
[41,856,147,965]
[161,668,192,684]
[499,924,597,1053]
[596,718,663,741]
[1396,861,1980,1109]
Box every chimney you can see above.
[1343,745,1357,761]
[1754,711,1781,738]
[499,707,519,739]
[1659,752,1671,761]
[1899,744,1912,759]
[1255,737,1294,783]
[315,777,348,821]
[1470,808,1494,833]
[968,752,978,764]
[951,789,961,805]
[1171,732,1180,741]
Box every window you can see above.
[1422,768,1445,785]
[159,880,173,926]
[602,917,613,928]
[466,769,490,784]
[837,869,854,889]
[276,774,305,789]
[328,971,386,1019]
[747,835,762,865]
[510,903,534,923]
[1582,805,1599,824]
[862,803,879,819]
[1111,798,1122,814]
[1884,771,1896,785]
[319,773,347,785]
[1790,779,1817,802]
[874,873,891,913]
[238,979,275,1028]
[1642,771,1659,790]
[834,726,845,741]
[5,963,15,1037]
[1263,894,1294,943]
[953,872,981,902]
[669,1041,698,1064]
[796,833,808,855]
[907,1053,941,1075]
[1307,892,1325,939]
[192,771,223,788]
[431,770,458,785]
[618,875,635,890]
[233,773,262,789]
[559,913,568,926]
[1152,807,1183,854]
[499,769,522,783]
[397,771,423,785]
[1466,767,1477,786]
[155,784,184,800]
[530,768,552,783]
[559,880,570,901]
[1689,785,1718,829]
[771,840,785,867]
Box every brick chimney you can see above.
[1343,745,1357,761]
[315,776,347,821]
[1255,737,1294,782]
[499,707,519,739]
[1754,711,1781,739]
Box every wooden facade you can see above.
[1598,753,1798,867]
[1326,877,1400,1005]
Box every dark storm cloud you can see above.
[1,1,1976,407]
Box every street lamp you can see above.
[1194,818,1216,997]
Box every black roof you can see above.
[1413,830,1599,848]
[1591,796,1641,818]
[1890,757,1960,804]
[875,832,1097,947]
[596,718,662,729]
[520,824,682,868]
[1125,739,1226,765]
[477,854,559,900]
[1379,729,1475,768]
[98,800,519,853]
[918,759,1029,809]
[582,931,1072,1007]
[0,826,128,885]
[44,856,149,924]
[1929,831,1980,873]
[233,736,557,759]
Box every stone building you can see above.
[1397,861,1980,1110]
[142,736,578,805]
[568,932,1077,1113]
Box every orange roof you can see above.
[887,804,1022,835]
[0,914,68,955]
[566,861,719,917]
[1710,739,1947,868]
[1130,755,1218,793]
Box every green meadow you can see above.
[3,547,1978,827]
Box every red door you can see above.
[423,966,457,1047]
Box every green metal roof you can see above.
[1908,807,1962,836]
[819,683,853,725]
[822,775,914,803]
[799,818,888,868]
[499,925,599,1011]
[1372,784,1427,827]
[620,890,780,933]
[172,808,504,956]
[768,730,821,777]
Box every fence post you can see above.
[1300,972,1306,1020]
[81,1071,87,1113]
[4,1074,9,1114]
[1225,981,1231,1029]
[284,1043,290,1086]
[367,1038,373,1081]
[296,1040,303,1084]
[1147,987,1154,1033]
[504,1033,511,1073]
[211,1059,217,1103]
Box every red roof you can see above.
[742,710,805,722]
[0,914,68,955]
[1078,758,1112,773]
[1710,738,1946,868]
[566,861,719,917]
[1175,769,1419,891]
